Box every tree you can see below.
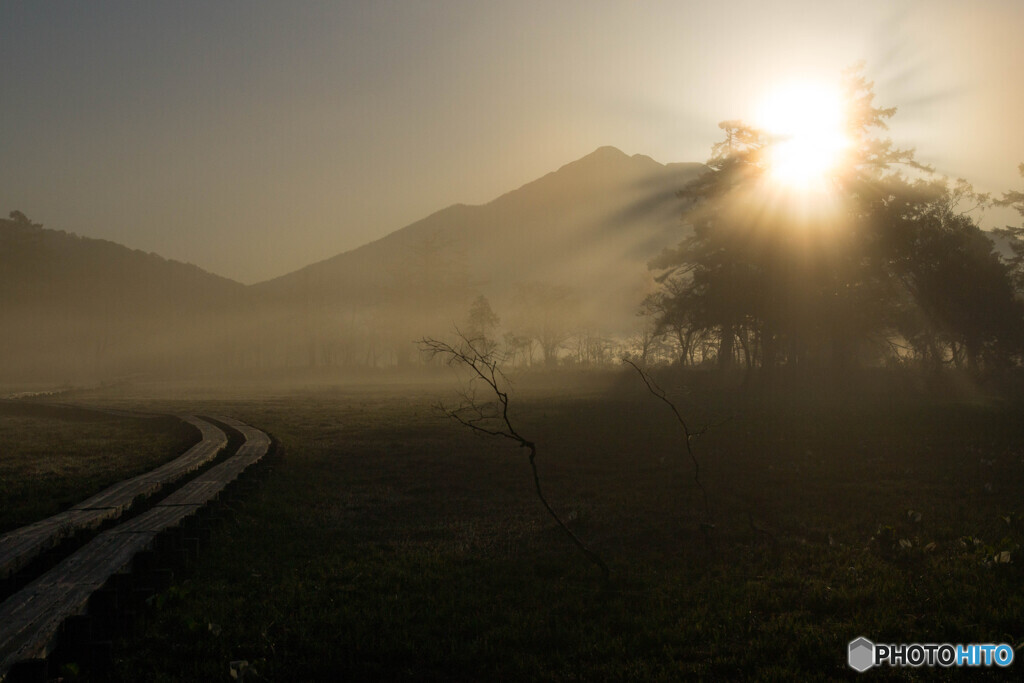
[994,163,1024,293]
[7,210,42,228]
[628,296,675,365]
[885,181,1022,372]
[509,282,579,368]
[648,66,1024,378]
[642,278,710,365]
[501,332,534,368]
[650,121,769,371]
[465,294,501,354]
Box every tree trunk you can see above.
[717,323,734,370]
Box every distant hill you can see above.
[0,216,247,380]
[2,147,705,379]
[0,217,245,308]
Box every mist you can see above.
[2,149,711,387]
[5,3,1024,679]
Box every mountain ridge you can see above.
[2,146,706,379]
[253,146,703,295]
[0,218,246,290]
[4,146,701,290]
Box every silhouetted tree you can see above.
[642,278,709,365]
[465,294,501,353]
[8,210,41,227]
[628,296,673,364]
[649,66,1024,378]
[650,121,767,371]
[876,179,1020,372]
[994,163,1024,293]
[510,282,579,368]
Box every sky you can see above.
[2,0,1023,284]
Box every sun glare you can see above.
[755,80,850,192]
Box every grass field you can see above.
[0,401,198,533]
[22,372,1024,680]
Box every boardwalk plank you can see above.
[113,505,203,534]
[0,417,270,680]
[0,416,226,580]
[0,534,148,668]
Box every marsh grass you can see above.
[0,401,197,533]
[91,377,1024,680]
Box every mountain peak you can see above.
[546,145,664,181]
[589,145,629,159]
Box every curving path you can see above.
[0,415,271,680]
[0,416,227,582]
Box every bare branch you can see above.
[622,359,714,541]
[419,333,611,579]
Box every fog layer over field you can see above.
[1,150,704,384]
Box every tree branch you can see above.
[420,333,611,579]
[623,359,716,543]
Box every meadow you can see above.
[0,401,197,534]
[29,370,1008,681]
[5,371,1024,680]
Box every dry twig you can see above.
[420,333,611,579]
[622,359,717,546]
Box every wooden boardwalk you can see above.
[0,416,227,581]
[0,415,271,681]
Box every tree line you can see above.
[643,68,1024,382]
[8,68,1024,383]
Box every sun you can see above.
[754,80,850,192]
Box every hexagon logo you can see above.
[848,637,875,672]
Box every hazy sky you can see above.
[3,1,1022,283]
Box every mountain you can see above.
[2,147,704,379]
[0,216,247,380]
[258,147,701,300]
[253,146,702,331]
